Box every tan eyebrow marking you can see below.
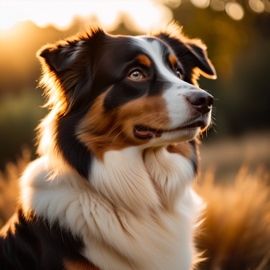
[137,54,151,67]
[169,54,177,70]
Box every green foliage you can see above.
[0,89,46,169]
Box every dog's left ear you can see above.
[153,24,217,86]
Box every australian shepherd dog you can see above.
[0,23,216,270]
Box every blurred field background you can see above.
[0,0,270,268]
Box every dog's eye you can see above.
[176,68,184,79]
[128,69,145,81]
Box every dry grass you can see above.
[195,165,270,270]
[0,147,31,228]
[199,131,270,183]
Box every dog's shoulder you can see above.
[0,157,98,270]
[0,205,96,270]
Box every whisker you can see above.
[154,119,170,136]
[104,113,157,139]
[110,112,167,147]
[120,114,168,145]
[104,111,167,141]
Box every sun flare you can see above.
[0,0,172,32]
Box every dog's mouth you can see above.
[133,120,206,139]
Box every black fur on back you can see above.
[0,207,92,270]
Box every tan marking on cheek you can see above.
[64,259,100,270]
[167,142,192,159]
[77,91,170,160]
[77,90,122,161]
[137,54,151,67]
[118,94,170,139]
[169,54,177,70]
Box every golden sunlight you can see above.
[0,0,172,32]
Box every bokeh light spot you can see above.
[225,2,244,20]
[190,0,210,9]
[249,0,265,13]
[264,0,270,12]
[165,0,181,8]
[210,0,225,11]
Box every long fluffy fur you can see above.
[20,149,203,270]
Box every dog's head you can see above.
[37,24,216,179]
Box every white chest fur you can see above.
[21,147,203,270]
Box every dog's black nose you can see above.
[187,91,214,114]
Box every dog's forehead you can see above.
[93,35,176,86]
[130,36,173,66]
[128,36,181,85]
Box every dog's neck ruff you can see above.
[21,146,202,270]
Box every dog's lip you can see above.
[133,120,205,139]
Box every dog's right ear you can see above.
[37,38,91,113]
[36,27,106,113]
[37,40,85,73]
[37,26,106,73]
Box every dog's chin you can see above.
[149,127,201,147]
[134,117,210,147]
[163,127,201,142]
